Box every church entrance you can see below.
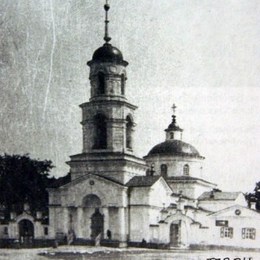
[18,219,34,246]
[170,223,179,247]
[91,208,104,240]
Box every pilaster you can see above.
[76,207,83,238]
[103,207,109,238]
[118,207,128,247]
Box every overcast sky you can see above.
[1,0,259,192]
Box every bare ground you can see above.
[0,246,259,260]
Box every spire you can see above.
[167,103,182,132]
[165,104,183,141]
[104,0,112,43]
[172,103,177,115]
[170,103,177,128]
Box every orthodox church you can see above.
[46,2,260,249]
[1,1,260,250]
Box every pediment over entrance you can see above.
[59,173,125,189]
[164,210,194,225]
[15,212,35,223]
[50,173,128,208]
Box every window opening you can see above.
[97,72,105,94]
[44,227,48,235]
[121,74,125,95]
[93,114,107,149]
[242,228,256,240]
[220,227,233,238]
[183,164,189,176]
[161,164,168,178]
[126,116,133,149]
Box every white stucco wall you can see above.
[168,181,213,199]
[145,155,204,179]
[198,193,247,212]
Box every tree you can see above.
[245,182,260,211]
[0,153,55,217]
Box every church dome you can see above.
[147,140,203,158]
[88,43,127,65]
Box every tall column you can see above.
[85,208,93,238]
[63,207,69,234]
[102,207,109,239]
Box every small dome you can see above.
[147,140,203,158]
[165,115,183,132]
[87,43,128,66]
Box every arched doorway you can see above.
[91,208,104,240]
[18,219,34,245]
[82,194,104,240]
[170,222,180,247]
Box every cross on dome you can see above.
[172,103,177,115]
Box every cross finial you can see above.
[172,103,177,115]
[104,0,112,43]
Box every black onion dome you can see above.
[147,140,203,158]
[165,115,183,132]
[87,43,128,66]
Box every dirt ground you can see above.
[0,246,259,260]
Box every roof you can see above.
[87,43,128,66]
[126,176,161,187]
[167,176,216,186]
[147,140,204,158]
[165,115,183,132]
[49,173,125,190]
[47,173,71,188]
[172,192,193,200]
[198,191,242,201]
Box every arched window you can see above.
[170,132,174,139]
[183,164,189,175]
[82,194,102,208]
[126,116,133,149]
[97,72,105,94]
[121,74,125,95]
[161,164,168,178]
[93,114,107,149]
[18,219,34,240]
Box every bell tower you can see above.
[68,1,146,184]
[81,1,136,154]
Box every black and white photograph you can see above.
[0,0,260,259]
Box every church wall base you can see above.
[128,241,170,249]
[189,244,260,252]
[0,238,55,249]
[73,238,123,248]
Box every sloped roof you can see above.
[198,191,241,201]
[171,192,193,200]
[49,173,125,190]
[167,176,216,186]
[48,173,71,188]
[126,176,161,187]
